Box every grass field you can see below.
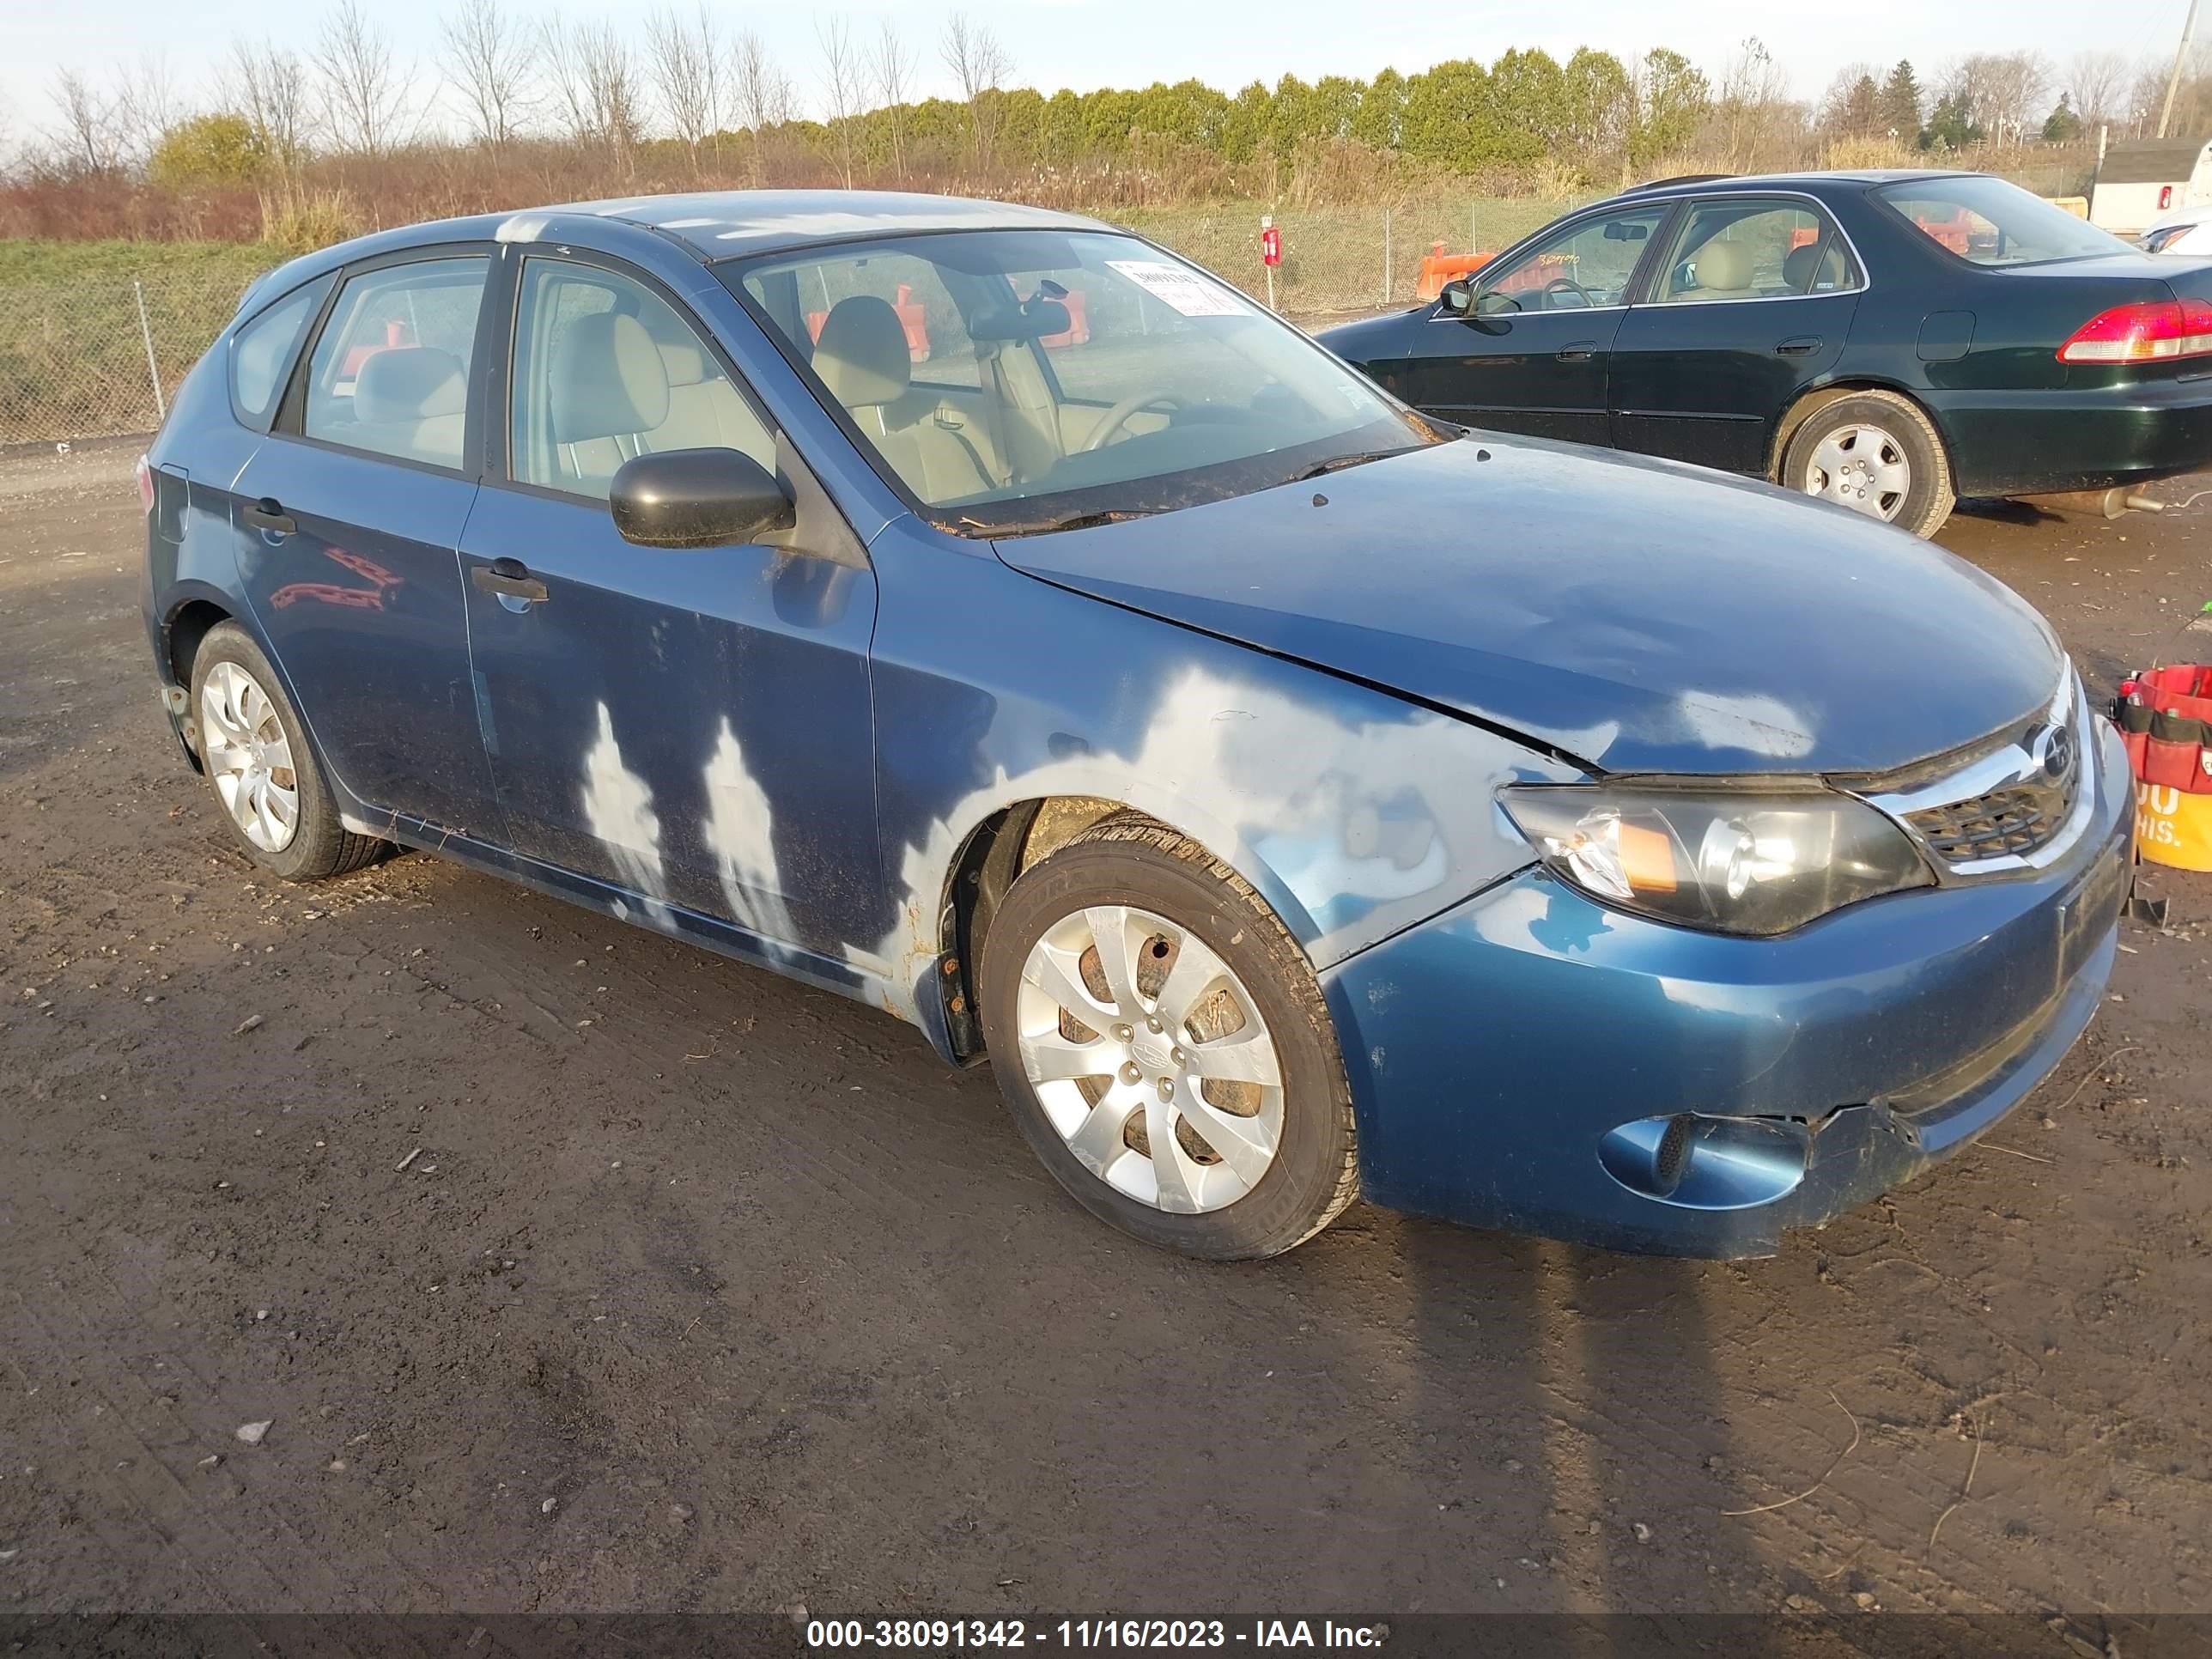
[0,194,1588,444]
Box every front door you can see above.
[1608,197,1865,476]
[233,251,499,836]
[460,252,884,962]
[1398,204,1669,444]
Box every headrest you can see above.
[354,347,466,423]
[1782,243,1820,292]
[814,296,910,409]
[551,312,670,443]
[656,339,708,387]
[1697,240,1755,291]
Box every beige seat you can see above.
[1688,239,1759,300]
[549,311,670,491]
[812,295,995,502]
[349,346,467,466]
[648,337,777,475]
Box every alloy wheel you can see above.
[1803,422,1911,522]
[1013,903,1285,1214]
[199,660,301,853]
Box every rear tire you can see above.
[978,816,1359,1260]
[1778,389,1954,538]
[188,622,387,882]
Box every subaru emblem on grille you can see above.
[2028,721,2075,783]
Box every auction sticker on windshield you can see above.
[1106,259,1251,317]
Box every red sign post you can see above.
[1260,216,1282,310]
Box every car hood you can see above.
[992,436,2064,776]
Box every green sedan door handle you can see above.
[1776,336,1824,356]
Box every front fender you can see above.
[863,519,1577,1039]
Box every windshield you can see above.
[720,228,1434,532]
[1876,176,2135,268]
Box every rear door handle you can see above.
[242,497,295,535]
[1775,336,1823,356]
[471,557,549,605]
[1556,341,1599,362]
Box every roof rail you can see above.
[1621,173,1733,195]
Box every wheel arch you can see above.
[921,793,1323,1063]
[161,592,237,695]
[1766,378,1955,483]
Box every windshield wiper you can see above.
[1287,447,1417,483]
[963,507,1166,538]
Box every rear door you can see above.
[1609,196,1864,475]
[231,250,500,836]
[1393,204,1670,443]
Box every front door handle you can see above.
[1556,341,1599,362]
[471,558,549,605]
[1775,336,1823,356]
[241,497,295,535]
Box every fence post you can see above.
[134,281,167,424]
[1382,209,1392,306]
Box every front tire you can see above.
[1779,389,1954,538]
[188,622,386,882]
[978,816,1359,1260]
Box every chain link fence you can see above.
[0,270,264,447]
[0,199,1592,447]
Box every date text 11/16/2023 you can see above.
[805,1618,1390,1649]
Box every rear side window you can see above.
[300,256,489,469]
[229,276,331,428]
[1652,202,1860,303]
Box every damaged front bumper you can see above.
[1320,722,2134,1258]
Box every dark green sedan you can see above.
[1320,169,2212,538]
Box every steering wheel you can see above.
[1543,276,1595,310]
[1081,389,1182,453]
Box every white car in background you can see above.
[2142,210,2212,255]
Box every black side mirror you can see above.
[610,447,794,549]
[1439,277,1475,315]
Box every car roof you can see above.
[489,189,1111,258]
[238,189,1115,314]
[1613,167,1974,203]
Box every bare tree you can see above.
[48,69,127,176]
[1715,37,1799,169]
[940,12,1010,173]
[538,15,642,165]
[871,22,912,181]
[2063,50,2130,132]
[226,40,312,180]
[817,16,862,188]
[313,0,415,158]
[731,30,793,184]
[1942,52,2050,143]
[116,54,184,165]
[442,0,533,149]
[645,4,724,172]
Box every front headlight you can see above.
[1498,782,1934,936]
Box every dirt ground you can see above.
[1,441,2209,1630]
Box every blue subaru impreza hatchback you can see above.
[140,191,2130,1260]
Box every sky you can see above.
[0,0,2192,146]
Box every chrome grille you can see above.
[1906,780,2069,863]
[1860,669,2092,878]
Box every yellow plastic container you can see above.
[2134,781,2212,872]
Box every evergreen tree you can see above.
[2041,94,2081,142]
[1923,89,1983,150]
[1877,60,1923,141]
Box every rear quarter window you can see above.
[228,276,331,428]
